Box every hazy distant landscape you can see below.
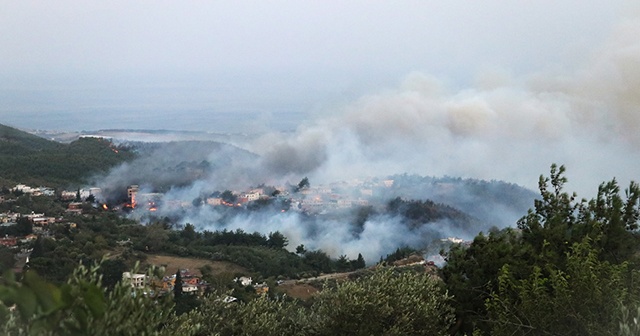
[2,2,640,335]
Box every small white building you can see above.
[60,191,77,200]
[234,276,252,287]
[242,192,260,202]
[182,284,199,293]
[12,184,33,193]
[123,272,147,289]
[207,197,222,206]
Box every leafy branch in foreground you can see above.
[0,262,174,336]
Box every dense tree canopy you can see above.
[443,164,640,335]
[1,164,639,335]
[0,124,134,187]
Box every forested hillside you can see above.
[0,124,134,187]
[382,174,538,227]
[1,164,639,335]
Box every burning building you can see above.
[127,185,139,208]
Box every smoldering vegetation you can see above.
[90,138,536,263]
[92,141,259,201]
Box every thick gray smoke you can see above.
[95,15,640,262]
[252,16,640,197]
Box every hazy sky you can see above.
[0,1,628,132]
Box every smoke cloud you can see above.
[251,15,640,196]
[93,14,640,262]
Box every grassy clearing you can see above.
[278,282,319,301]
[145,254,247,277]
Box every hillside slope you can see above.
[0,124,135,188]
[0,123,62,154]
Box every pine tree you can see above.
[174,270,183,298]
[356,253,366,269]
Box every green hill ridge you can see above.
[0,123,134,188]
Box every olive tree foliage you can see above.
[313,268,454,336]
[169,293,316,336]
[0,262,175,336]
[170,268,454,336]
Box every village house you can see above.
[127,185,139,203]
[66,202,83,214]
[12,185,55,197]
[85,187,102,200]
[24,212,45,221]
[182,284,199,294]
[31,217,55,226]
[0,212,18,224]
[235,276,253,287]
[0,236,17,247]
[206,197,222,206]
[12,184,34,194]
[122,272,147,289]
[254,283,269,294]
[20,234,38,244]
[60,191,77,201]
[242,192,260,202]
[151,270,208,295]
[40,187,55,197]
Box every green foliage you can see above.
[353,253,365,270]
[387,197,475,229]
[220,190,236,204]
[384,246,418,263]
[0,124,134,187]
[170,292,314,336]
[302,250,334,274]
[487,238,639,336]
[0,246,15,273]
[169,267,453,336]
[444,164,640,335]
[295,177,310,192]
[267,231,288,249]
[441,228,530,333]
[0,262,174,336]
[15,217,33,236]
[0,124,62,153]
[313,268,454,336]
[97,258,127,290]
